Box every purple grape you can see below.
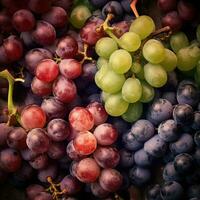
[146,184,162,200]
[119,149,134,168]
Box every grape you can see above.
[80,16,105,45]
[134,149,154,167]
[53,75,77,103]
[170,32,189,53]
[109,49,132,74]
[31,77,52,97]
[177,46,200,71]
[0,123,13,146]
[47,118,70,142]
[95,37,118,59]
[20,32,36,49]
[157,0,177,12]
[33,192,52,200]
[131,119,155,143]
[91,182,110,198]
[173,104,194,125]
[59,59,82,80]
[144,63,167,88]
[0,11,13,33]
[48,142,65,159]
[28,0,52,14]
[119,149,134,168]
[194,131,200,147]
[144,135,167,158]
[162,92,177,105]
[197,25,200,43]
[29,154,48,170]
[146,184,162,200]
[42,6,68,28]
[129,166,151,186]
[25,48,53,74]
[37,163,57,183]
[53,0,73,10]
[162,11,183,32]
[97,57,108,69]
[73,131,97,155]
[21,105,46,130]
[32,21,56,46]
[140,81,155,103]
[7,127,27,149]
[70,5,91,29]
[105,93,129,116]
[26,128,50,154]
[56,36,78,59]
[160,181,184,200]
[60,175,82,195]
[89,0,109,8]
[86,101,108,126]
[112,20,131,38]
[26,184,45,200]
[129,15,155,40]
[170,133,194,155]
[158,119,179,142]
[0,45,9,64]
[0,148,22,172]
[76,158,100,183]
[3,35,23,62]
[21,148,39,161]
[131,62,142,74]
[99,168,122,192]
[93,146,120,168]
[81,62,98,82]
[192,112,200,130]
[122,78,142,103]
[122,102,143,123]
[36,59,59,83]
[187,185,200,199]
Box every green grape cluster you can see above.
[95,15,179,122]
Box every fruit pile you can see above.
[0,0,200,200]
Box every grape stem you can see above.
[78,43,93,64]
[131,0,139,18]
[0,69,24,125]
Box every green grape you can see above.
[131,62,142,74]
[140,81,155,103]
[121,78,142,103]
[101,91,110,102]
[109,49,132,74]
[94,65,109,88]
[122,102,143,123]
[160,49,177,72]
[197,25,200,43]
[105,93,129,116]
[144,63,167,88]
[100,68,126,94]
[95,37,118,59]
[177,46,200,71]
[70,5,92,29]
[170,32,189,53]
[97,57,108,70]
[136,67,145,80]
[196,60,200,77]
[142,39,165,64]
[129,15,155,40]
[119,32,141,52]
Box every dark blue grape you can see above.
[160,181,183,200]
[134,148,154,167]
[146,184,162,200]
[194,148,200,165]
[194,131,200,147]
[192,112,200,130]
[122,130,143,151]
[144,135,167,158]
[165,71,178,89]
[187,185,200,199]
[185,169,200,185]
[170,133,194,155]
[111,117,130,136]
[177,80,199,107]
[163,162,182,182]
[174,153,194,174]
[119,149,134,168]
[147,99,173,125]
[163,152,175,164]
[121,0,132,13]
[89,0,109,8]
[129,166,151,186]
[162,92,177,105]
[173,104,194,125]
[131,120,155,143]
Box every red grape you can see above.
[59,59,82,80]
[0,123,13,146]
[31,77,52,97]
[29,154,49,170]
[7,127,27,149]
[20,148,39,161]
[20,32,36,48]
[12,9,35,32]
[81,62,97,82]
[69,107,94,132]
[157,0,177,13]
[112,20,131,38]
[53,0,73,10]
[26,128,50,154]
[93,123,118,146]
[21,105,47,130]
[53,76,77,103]
[87,101,108,126]
[70,161,78,177]
[99,169,123,192]
[3,35,23,62]
[33,192,53,200]
[0,45,9,64]
[47,118,70,142]
[42,6,68,28]
[26,184,45,200]
[76,158,100,183]
[73,131,97,155]
[47,142,65,160]
[56,36,78,59]
[28,0,53,14]
[36,59,59,83]
[91,182,110,198]
[0,11,13,33]
[32,21,56,46]
[0,148,22,172]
